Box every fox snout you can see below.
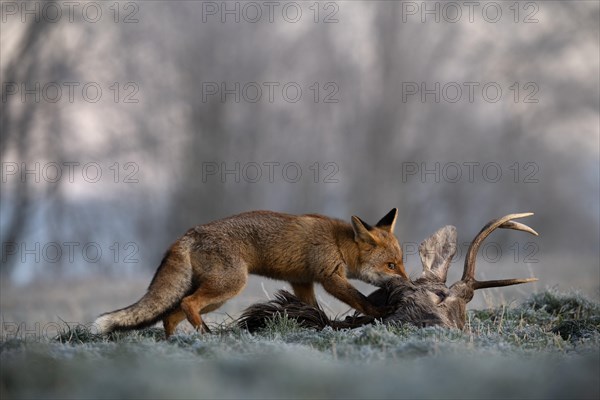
[396,264,409,280]
[364,261,409,287]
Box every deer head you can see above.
[239,213,538,331]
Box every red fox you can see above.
[95,209,407,337]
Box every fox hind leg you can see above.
[163,305,215,337]
[194,302,226,333]
[180,269,247,334]
[163,308,186,338]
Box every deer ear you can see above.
[419,225,457,282]
[375,208,398,232]
[351,216,377,245]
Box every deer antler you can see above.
[461,212,538,290]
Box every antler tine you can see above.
[498,220,539,236]
[472,277,538,290]
[462,213,538,288]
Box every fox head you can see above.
[351,208,408,286]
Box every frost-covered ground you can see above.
[1,291,599,399]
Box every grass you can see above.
[2,290,599,399]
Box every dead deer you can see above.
[239,213,538,331]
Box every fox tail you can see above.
[94,248,192,334]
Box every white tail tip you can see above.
[93,314,113,334]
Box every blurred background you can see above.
[1,1,598,328]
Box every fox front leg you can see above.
[320,274,389,318]
[290,282,318,307]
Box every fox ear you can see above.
[351,216,377,245]
[375,208,398,232]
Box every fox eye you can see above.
[387,263,396,270]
